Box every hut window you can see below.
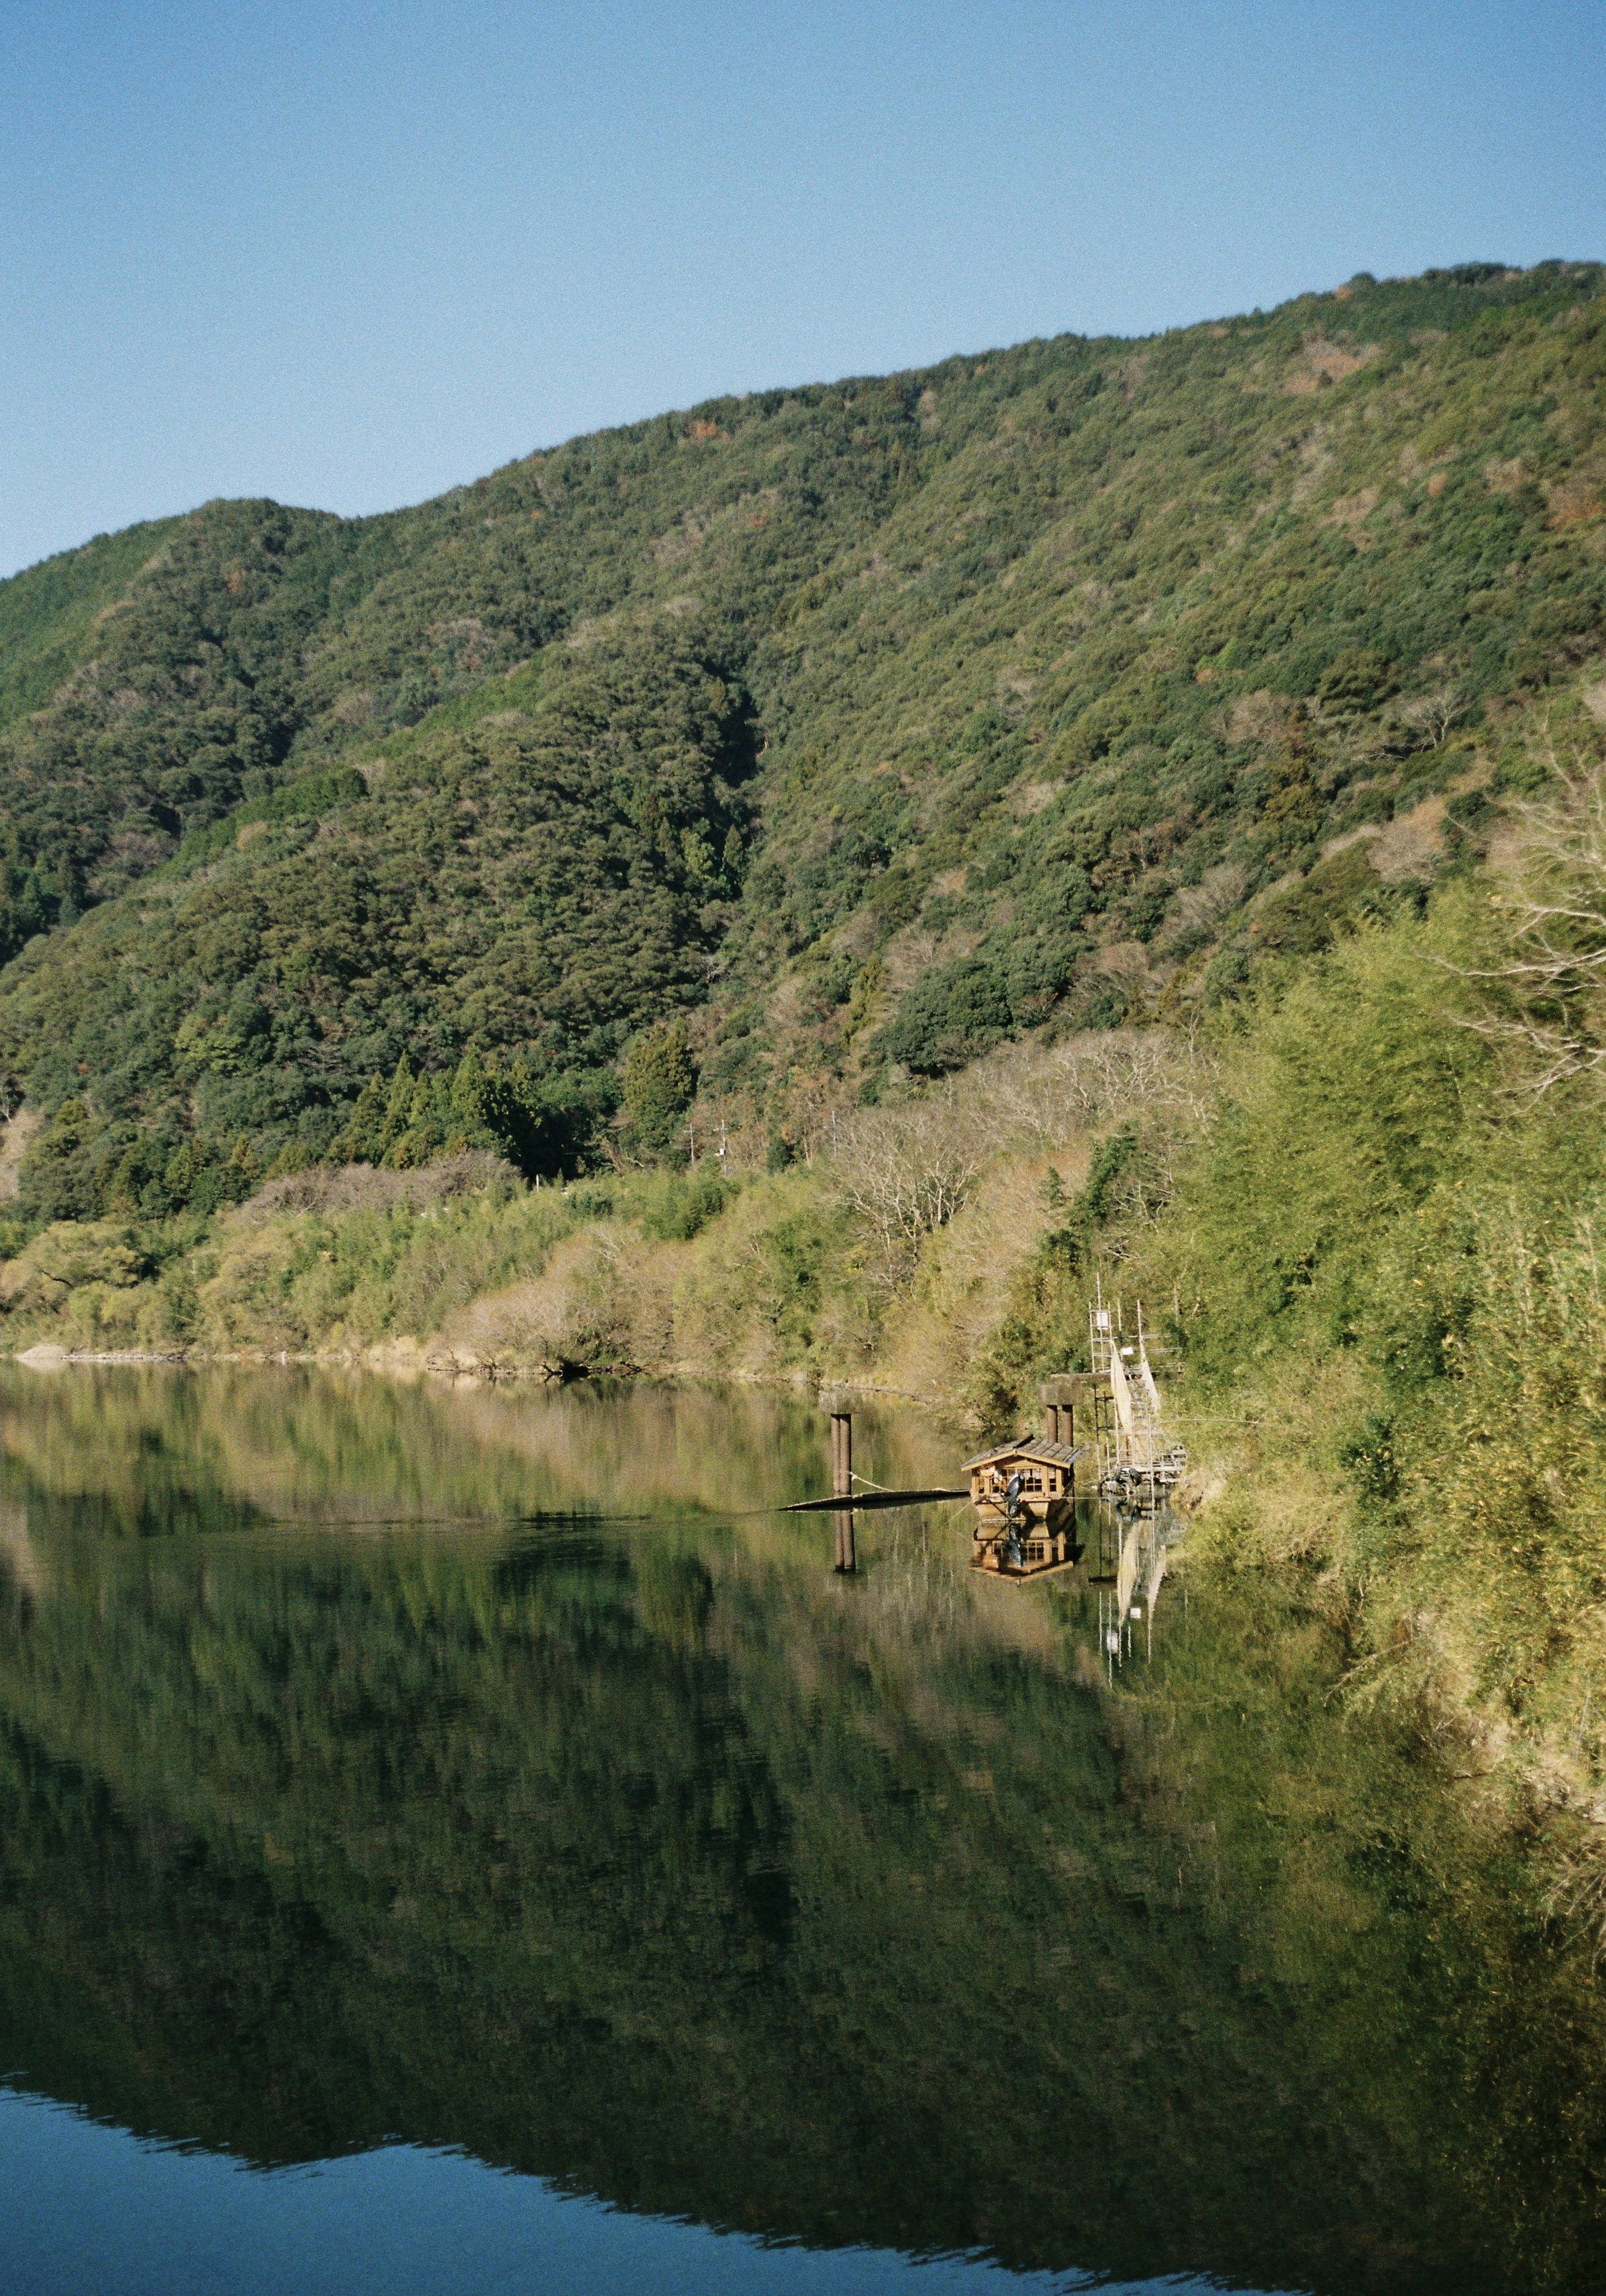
[1021,1471,1043,1493]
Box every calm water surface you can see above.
[0,1364,1602,2295]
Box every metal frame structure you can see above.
[1087,1285,1187,1502]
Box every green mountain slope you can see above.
[3,260,1604,1209]
[0,515,191,735]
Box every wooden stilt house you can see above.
[965,1427,1083,1579]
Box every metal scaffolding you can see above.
[1088,1285,1187,1502]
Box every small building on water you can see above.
[964,1435,1082,1577]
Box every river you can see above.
[0,1364,1601,2294]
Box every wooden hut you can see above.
[964,1435,1083,1578]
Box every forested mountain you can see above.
[3,258,1604,1212]
[4,263,1606,1898]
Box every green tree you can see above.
[624,1024,696,1158]
[15,1097,113,1225]
[877,960,1013,1075]
[329,1075,386,1165]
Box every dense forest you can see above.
[3,259,1606,1846]
[2,259,1603,1205]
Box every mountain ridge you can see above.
[3,257,1604,1215]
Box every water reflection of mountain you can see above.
[0,1369,1602,2293]
[0,1362,959,1533]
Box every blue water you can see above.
[0,2089,1236,2296]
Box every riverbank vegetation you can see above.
[3,262,1606,1885]
[8,678,1604,1867]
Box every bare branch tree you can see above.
[1457,736,1606,1091]
[1403,681,1467,750]
[830,1090,988,1282]
[826,1026,1216,1285]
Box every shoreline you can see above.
[5,1341,969,1420]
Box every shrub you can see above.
[877,960,1013,1075]
[635,1165,735,1242]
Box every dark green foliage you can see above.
[328,1048,593,1180]
[877,958,1013,1074]
[1072,1122,1143,1232]
[14,1096,111,1225]
[1002,927,1085,1023]
[1250,841,1395,957]
[161,765,368,876]
[18,1094,274,1227]
[1201,940,1254,1006]
[1,636,730,1194]
[0,516,187,731]
[1314,649,1399,716]
[0,502,362,947]
[624,1022,697,1157]
[3,260,1605,1198]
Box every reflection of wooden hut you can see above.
[965,1436,1082,1578]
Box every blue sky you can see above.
[2,0,1602,578]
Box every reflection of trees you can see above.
[0,1364,957,1532]
[0,1373,1602,2289]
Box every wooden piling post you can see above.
[1041,1373,1107,1487]
[829,1407,855,1574]
[1039,1379,1076,1461]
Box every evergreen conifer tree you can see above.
[623,1024,696,1158]
[328,1078,384,1165]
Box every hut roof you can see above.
[963,1440,1083,1471]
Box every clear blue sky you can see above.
[2,0,1601,579]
